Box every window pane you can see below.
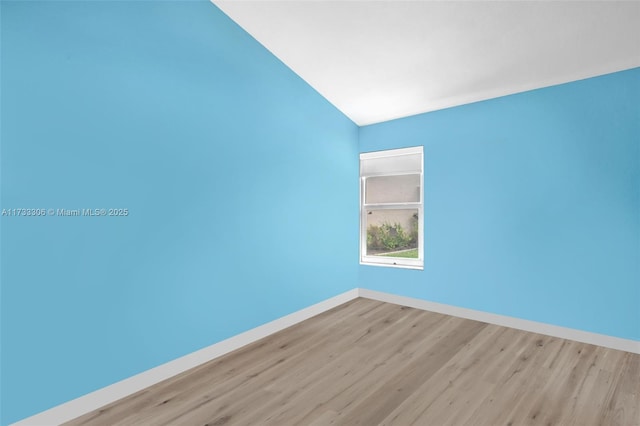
[365,209,419,258]
[361,152,422,176]
[365,174,420,204]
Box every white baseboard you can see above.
[358,288,640,355]
[11,289,360,426]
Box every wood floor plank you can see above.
[378,325,530,425]
[161,303,417,426]
[65,298,640,426]
[315,317,489,425]
[260,309,455,425]
[468,334,569,426]
[125,299,383,426]
[597,351,640,426]
[67,298,380,426]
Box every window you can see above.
[360,146,423,269]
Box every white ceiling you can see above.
[212,1,640,126]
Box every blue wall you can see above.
[359,68,640,342]
[0,2,358,424]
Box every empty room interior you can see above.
[1,1,639,425]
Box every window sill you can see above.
[360,259,423,270]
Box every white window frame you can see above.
[360,146,424,270]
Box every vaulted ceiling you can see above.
[213,1,640,126]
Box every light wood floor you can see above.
[66,298,639,426]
